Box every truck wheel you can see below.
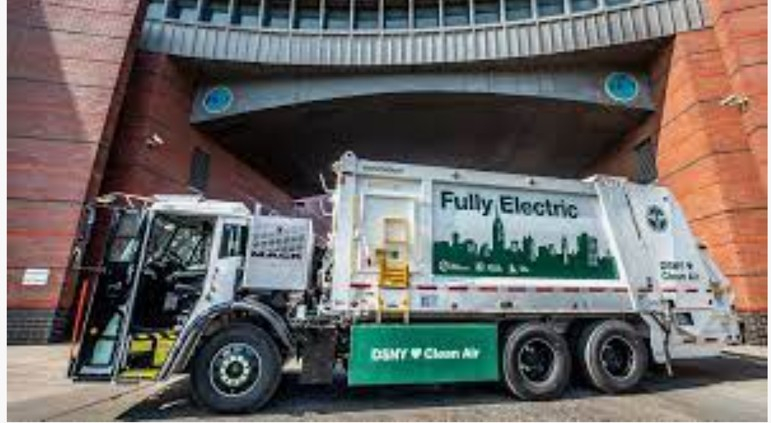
[191,324,282,413]
[578,320,648,393]
[502,323,571,400]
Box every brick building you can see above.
[7,0,767,343]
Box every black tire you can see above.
[190,324,282,413]
[501,323,571,400]
[578,320,649,394]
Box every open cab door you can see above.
[70,196,250,383]
[69,207,150,381]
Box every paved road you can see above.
[45,355,767,422]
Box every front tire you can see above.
[502,323,571,400]
[191,324,282,413]
[578,320,648,393]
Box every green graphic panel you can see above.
[433,225,619,279]
[348,324,499,386]
[432,185,619,279]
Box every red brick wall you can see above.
[588,30,767,316]
[8,0,146,341]
[101,52,293,214]
[706,0,768,187]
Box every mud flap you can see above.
[300,327,337,385]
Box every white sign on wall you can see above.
[22,268,50,286]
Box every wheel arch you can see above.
[159,300,295,378]
[496,315,650,352]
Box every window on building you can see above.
[475,0,501,24]
[189,148,210,192]
[295,0,321,29]
[605,0,633,7]
[325,0,351,29]
[384,0,409,29]
[634,139,658,184]
[354,0,380,30]
[444,0,470,27]
[146,0,167,20]
[263,0,291,28]
[202,0,232,24]
[537,0,565,17]
[169,0,200,22]
[571,0,598,12]
[234,0,261,26]
[414,0,440,28]
[505,0,532,21]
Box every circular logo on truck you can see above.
[646,205,668,232]
[202,86,234,114]
[604,72,640,103]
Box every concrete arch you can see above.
[192,69,653,123]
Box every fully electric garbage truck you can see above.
[69,152,740,412]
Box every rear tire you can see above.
[191,324,282,413]
[578,320,648,393]
[501,323,571,400]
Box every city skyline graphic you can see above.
[433,212,619,279]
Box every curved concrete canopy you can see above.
[192,69,653,123]
[141,0,707,66]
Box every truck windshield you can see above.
[170,227,207,264]
[146,214,212,266]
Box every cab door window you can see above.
[219,224,248,258]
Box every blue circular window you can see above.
[604,73,640,104]
[202,86,234,114]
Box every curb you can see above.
[721,349,768,362]
[8,381,152,422]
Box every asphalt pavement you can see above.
[7,345,768,422]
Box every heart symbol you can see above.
[410,348,422,360]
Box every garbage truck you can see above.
[68,152,740,412]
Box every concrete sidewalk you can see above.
[7,343,766,421]
[723,344,768,360]
[6,345,155,421]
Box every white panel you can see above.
[646,3,663,37]
[658,2,675,34]
[244,216,314,291]
[632,6,648,39]
[574,17,587,50]
[684,0,705,27]
[621,9,636,41]
[608,12,623,44]
[561,19,574,52]
[672,0,691,31]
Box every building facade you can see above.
[8,0,767,343]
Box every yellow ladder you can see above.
[376,218,411,323]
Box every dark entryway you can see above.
[203,93,648,196]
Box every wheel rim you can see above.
[516,338,556,384]
[209,342,262,397]
[599,335,635,380]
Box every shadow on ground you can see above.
[117,356,767,421]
